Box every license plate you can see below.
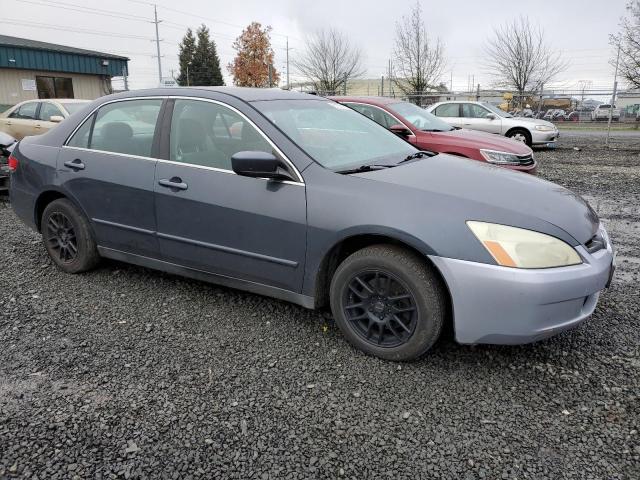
[546,142,557,149]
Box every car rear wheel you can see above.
[329,245,446,361]
[42,198,100,273]
[507,128,532,146]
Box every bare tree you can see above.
[392,2,446,103]
[294,29,365,95]
[613,1,640,89]
[485,16,567,103]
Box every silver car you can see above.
[427,101,559,147]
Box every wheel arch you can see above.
[313,231,453,325]
[504,126,532,144]
[34,188,88,233]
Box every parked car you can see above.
[8,87,615,361]
[567,111,580,122]
[0,131,16,194]
[0,99,90,140]
[330,96,536,174]
[591,104,620,121]
[427,101,559,147]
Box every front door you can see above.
[60,98,163,258]
[154,98,307,293]
[460,103,502,134]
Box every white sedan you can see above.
[427,101,559,147]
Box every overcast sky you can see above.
[1,0,629,93]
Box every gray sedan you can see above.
[8,88,613,360]
[427,101,559,147]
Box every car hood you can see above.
[504,116,556,128]
[355,154,598,245]
[428,128,532,154]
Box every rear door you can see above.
[460,103,502,134]
[154,97,307,293]
[59,98,163,258]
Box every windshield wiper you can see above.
[396,151,436,165]
[335,164,395,174]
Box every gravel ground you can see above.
[1,134,639,479]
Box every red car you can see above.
[330,96,536,174]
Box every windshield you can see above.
[483,103,513,118]
[387,102,454,131]
[60,102,88,115]
[253,99,417,171]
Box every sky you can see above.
[0,0,630,94]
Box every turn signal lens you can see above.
[467,221,582,269]
[7,154,18,172]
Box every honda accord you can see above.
[8,88,615,361]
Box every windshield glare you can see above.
[483,103,512,118]
[253,99,417,171]
[388,102,454,131]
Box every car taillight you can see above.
[7,154,18,172]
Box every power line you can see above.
[0,18,154,40]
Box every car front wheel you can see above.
[507,128,532,146]
[330,245,446,361]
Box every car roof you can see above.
[329,96,403,106]
[114,86,322,103]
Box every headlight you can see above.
[467,221,582,268]
[479,149,522,165]
[535,125,555,131]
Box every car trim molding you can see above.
[156,231,299,267]
[97,246,314,308]
[92,217,299,267]
[63,95,305,184]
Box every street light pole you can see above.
[286,37,290,90]
[606,42,621,147]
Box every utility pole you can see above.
[381,75,384,97]
[606,42,621,147]
[476,83,480,101]
[450,71,453,93]
[153,4,163,84]
[343,73,347,95]
[286,37,290,90]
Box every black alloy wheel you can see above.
[342,270,418,348]
[46,212,78,263]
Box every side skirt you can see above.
[98,246,316,310]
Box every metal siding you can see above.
[0,46,127,76]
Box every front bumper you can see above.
[429,230,614,345]
[531,129,559,146]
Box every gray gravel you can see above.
[1,135,639,479]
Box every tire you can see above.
[329,244,446,361]
[506,128,532,146]
[41,198,100,273]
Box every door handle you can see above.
[158,177,188,191]
[6,121,11,125]
[35,124,41,129]
[63,159,85,170]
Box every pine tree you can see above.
[176,28,196,86]
[191,24,224,86]
[228,22,279,87]
[177,25,224,87]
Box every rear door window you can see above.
[434,103,459,117]
[10,102,39,120]
[68,99,162,157]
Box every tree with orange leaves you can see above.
[229,22,280,87]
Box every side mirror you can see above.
[389,124,411,136]
[486,113,496,120]
[49,115,64,123]
[231,151,294,181]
